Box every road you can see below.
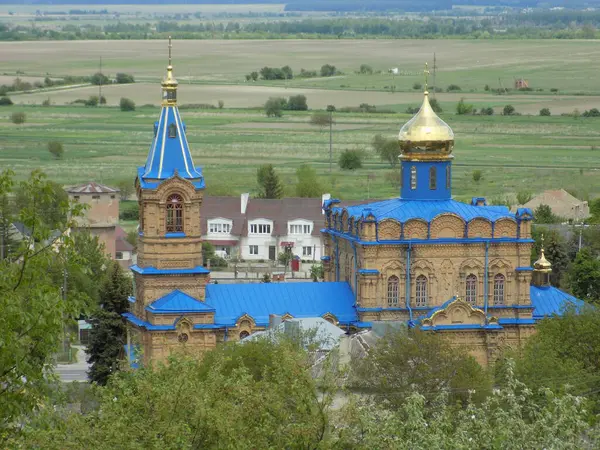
[55,345,89,383]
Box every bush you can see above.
[480,107,494,116]
[85,95,99,107]
[90,72,109,86]
[99,95,107,105]
[42,98,51,106]
[456,98,473,115]
[539,107,551,116]
[48,141,64,159]
[287,94,308,111]
[503,104,516,116]
[0,96,13,106]
[429,98,443,113]
[359,64,373,75]
[10,111,26,124]
[550,88,559,93]
[517,191,532,205]
[583,108,600,117]
[115,73,135,84]
[265,97,286,117]
[339,149,363,170]
[320,64,337,77]
[412,82,422,90]
[472,170,483,182]
[119,97,136,112]
[447,84,461,92]
[218,100,224,109]
[119,207,139,221]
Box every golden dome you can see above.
[399,90,454,160]
[161,37,178,106]
[534,248,552,272]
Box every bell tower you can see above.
[132,37,210,312]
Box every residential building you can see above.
[201,194,330,261]
[519,189,590,222]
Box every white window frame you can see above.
[288,220,313,235]
[302,246,312,257]
[249,245,259,255]
[208,219,232,235]
[249,221,272,235]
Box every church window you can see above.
[415,275,428,307]
[493,274,505,305]
[446,166,451,189]
[177,333,189,343]
[168,123,177,138]
[410,166,417,190]
[387,275,399,306]
[239,330,250,339]
[466,274,477,305]
[166,194,183,232]
[429,166,437,190]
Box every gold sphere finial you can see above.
[534,233,552,272]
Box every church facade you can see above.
[124,43,583,367]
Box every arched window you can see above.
[387,275,399,307]
[166,194,183,232]
[415,275,428,307]
[429,166,437,190]
[465,274,477,305]
[446,165,451,189]
[410,166,417,190]
[239,330,250,340]
[493,274,505,305]
[168,123,177,138]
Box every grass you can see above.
[1,104,599,203]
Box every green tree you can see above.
[264,97,285,117]
[371,134,400,167]
[534,204,561,224]
[250,71,258,81]
[90,72,109,86]
[119,97,136,112]
[503,104,516,116]
[472,169,483,182]
[287,94,308,111]
[339,149,362,170]
[359,64,373,75]
[0,169,89,436]
[456,98,473,115]
[15,178,68,230]
[47,141,64,159]
[278,250,293,275]
[257,164,283,199]
[310,263,324,281]
[320,64,337,77]
[569,248,600,303]
[540,107,551,116]
[0,96,13,106]
[84,95,99,107]
[429,98,443,113]
[115,73,135,84]
[412,82,422,90]
[296,164,322,198]
[218,99,224,109]
[516,191,532,205]
[115,179,133,201]
[309,111,332,130]
[350,328,491,409]
[10,111,25,125]
[87,261,132,385]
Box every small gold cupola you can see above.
[161,36,178,106]
[399,63,454,161]
[533,234,552,286]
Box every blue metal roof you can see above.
[130,264,210,275]
[336,198,517,224]
[205,281,357,327]
[530,285,585,319]
[146,289,215,314]
[140,105,204,188]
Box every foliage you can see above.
[119,97,136,112]
[412,82,422,90]
[90,72,109,86]
[295,164,322,198]
[350,328,491,408]
[0,169,90,438]
[277,251,293,269]
[115,73,135,84]
[480,106,494,115]
[516,191,532,205]
[339,149,363,170]
[201,242,227,268]
[309,111,332,129]
[534,204,562,224]
[14,340,330,449]
[589,198,600,224]
[287,94,308,111]
[87,261,132,385]
[503,104,516,116]
[15,179,68,230]
[583,108,600,117]
[531,227,570,287]
[446,84,462,92]
[218,99,224,109]
[125,230,138,251]
[384,170,401,189]
[372,134,400,167]
[257,164,284,199]
[0,96,12,106]
[310,263,324,282]
[540,107,551,116]
[10,111,26,125]
[456,98,474,115]
[429,98,443,113]
[320,63,337,77]
[568,248,600,303]
[264,96,285,117]
[359,64,373,75]
[47,141,64,159]
[258,65,293,80]
[472,169,483,182]
[115,179,133,201]
[84,95,99,107]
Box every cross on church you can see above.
[168,35,172,66]
[424,62,430,92]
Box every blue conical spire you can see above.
[140,37,204,189]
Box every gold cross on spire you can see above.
[424,62,430,92]
[541,233,545,250]
[168,35,172,66]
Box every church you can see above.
[124,42,583,367]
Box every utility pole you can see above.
[99,56,103,103]
[326,105,335,173]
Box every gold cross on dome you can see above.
[168,36,172,66]
[541,233,545,250]
[424,62,430,91]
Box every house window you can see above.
[410,166,417,190]
[465,274,477,305]
[166,194,183,232]
[289,224,312,234]
[302,246,312,257]
[249,245,259,255]
[446,166,451,189]
[429,166,437,190]
[92,195,100,200]
[387,275,399,307]
[168,123,177,138]
[493,274,505,305]
[415,275,428,307]
[208,222,231,234]
[110,195,115,199]
[250,223,271,234]
[73,196,80,201]
[115,251,124,260]
[239,330,250,339]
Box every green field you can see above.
[1,104,599,202]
